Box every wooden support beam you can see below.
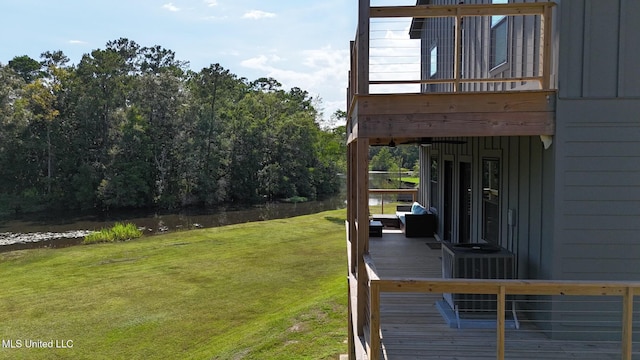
[540,4,553,90]
[347,107,359,144]
[357,91,556,115]
[371,3,549,19]
[369,281,381,360]
[622,287,634,360]
[357,0,369,96]
[376,278,640,296]
[453,9,462,92]
[352,91,556,139]
[359,111,555,138]
[356,139,369,335]
[497,286,506,360]
[348,144,358,274]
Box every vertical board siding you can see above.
[559,0,640,99]
[619,0,640,97]
[582,0,620,98]
[433,136,551,281]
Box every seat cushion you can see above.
[411,202,428,215]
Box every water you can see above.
[0,172,417,252]
[0,197,346,252]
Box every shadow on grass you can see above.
[324,216,345,226]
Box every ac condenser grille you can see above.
[442,242,514,313]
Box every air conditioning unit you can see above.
[442,242,514,313]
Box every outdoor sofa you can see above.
[396,202,437,238]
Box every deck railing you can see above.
[362,254,640,360]
[348,2,555,115]
[368,188,417,214]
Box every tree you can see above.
[97,108,153,208]
[370,147,401,172]
[184,64,245,205]
[7,55,42,83]
[0,40,344,212]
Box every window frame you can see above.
[429,44,438,78]
[481,157,501,244]
[489,0,509,71]
[428,152,439,211]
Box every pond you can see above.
[0,172,417,252]
[0,196,346,252]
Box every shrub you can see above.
[84,222,143,245]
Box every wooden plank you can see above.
[622,287,634,360]
[358,111,555,139]
[348,145,357,274]
[356,92,556,115]
[370,3,548,19]
[378,278,640,296]
[540,4,553,89]
[364,254,381,282]
[357,0,369,96]
[369,281,381,360]
[497,286,506,360]
[453,10,463,92]
[347,102,359,145]
[356,139,369,335]
[349,274,369,360]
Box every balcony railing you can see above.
[348,2,555,114]
[368,188,417,214]
[358,244,640,360]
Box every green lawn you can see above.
[0,209,348,360]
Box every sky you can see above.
[0,0,417,121]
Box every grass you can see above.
[83,222,143,244]
[0,209,348,359]
[369,201,410,215]
[401,176,419,185]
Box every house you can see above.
[345,1,640,359]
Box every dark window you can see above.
[482,158,500,244]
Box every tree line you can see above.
[0,38,346,213]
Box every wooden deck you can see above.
[367,230,633,359]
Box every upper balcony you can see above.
[346,1,556,145]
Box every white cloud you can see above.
[240,46,350,113]
[204,0,218,6]
[242,10,276,20]
[162,3,180,12]
[68,40,87,45]
[240,54,283,70]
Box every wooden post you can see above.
[358,0,370,96]
[540,4,553,90]
[369,280,381,360]
[347,279,356,360]
[497,286,506,360]
[453,8,463,92]
[622,287,634,360]
[356,139,370,335]
[349,144,358,274]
